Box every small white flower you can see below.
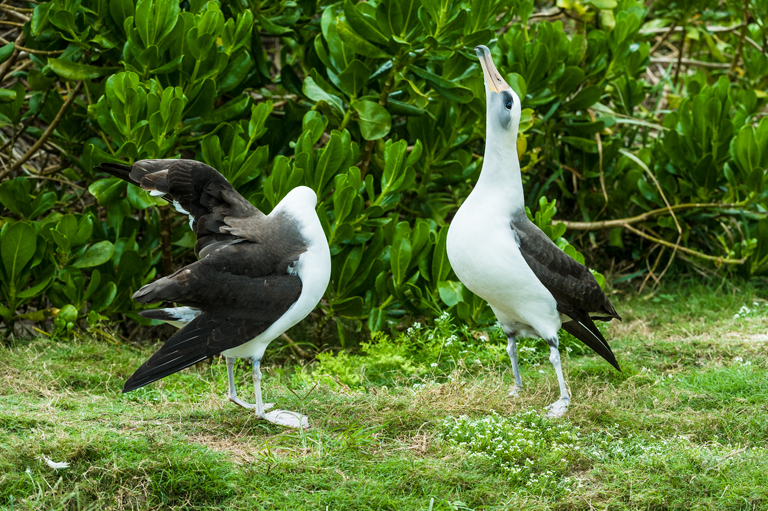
[538,369,545,374]
[430,363,438,367]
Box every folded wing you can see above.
[510,212,621,371]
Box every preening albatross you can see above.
[446,46,621,418]
[98,159,330,428]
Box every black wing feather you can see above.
[123,313,280,392]
[511,211,621,371]
[97,159,264,258]
[123,264,302,392]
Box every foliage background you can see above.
[0,0,766,351]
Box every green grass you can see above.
[1,281,767,510]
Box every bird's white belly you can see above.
[447,209,560,338]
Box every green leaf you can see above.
[90,281,117,312]
[73,241,115,268]
[218,49,253,93]
[187,93,251,127]
[47,58,119,81]
[127,184,165,209]
[367,307,387,332]
[336,20,390,59]
[332,296,364,317]
[89,178,128,205]
[1,222,36,280]
[410,67,473,103]
[0,88,16,103]
[589,0,617,8]
[555,66,585,96]
[506,73,527,99]
[303,76,344,115]
[343,0,388,45]
[338,59,371,98]
[431,226,451,285]
[16,275,53,299]
[0,42,14,65]
[565,86,602,110]
[58,304,78,322]
[353,100,391,140]
[438,280,463,307]
[110,0,134,32]
[391,237,412,285]
[338,246,363,292]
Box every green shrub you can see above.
[0,0,765,348]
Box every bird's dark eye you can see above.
[505,100,513,110]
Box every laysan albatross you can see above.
[98,159,330,428]
[446,46,621,418]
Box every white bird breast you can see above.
[447,205,560,338]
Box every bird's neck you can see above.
[473,135,525,215]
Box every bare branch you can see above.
[555,202,746,230]
[0,82,83,180]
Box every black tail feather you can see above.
[561,315,621,372]
[122,316,209,393]
[96,163,134,183]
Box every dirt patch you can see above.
[187,434,265,464]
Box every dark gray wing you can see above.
[96,159,264,258]
[510,211,621,371]
[122,242,303,392]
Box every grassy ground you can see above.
[1,281,767,510]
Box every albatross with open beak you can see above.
[99,159,330,428]
[446,46,621,418]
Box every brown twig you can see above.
[559,163,582,179]
[729,0,749,77]
[24,175,86,190]
[280,332,312,360]
[589,110,608,206]
[1,82,83,179]
[555,202,746,230]
[651,57,730,69]
[640,23,743,35]
[0,88,50,154]
[0,40,66,56]
[622,224,745,265]
[639,245,664,294]
[0,31,23,84]
[650,21,677,54]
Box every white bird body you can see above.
[447,46,621,417]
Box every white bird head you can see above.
[476,45,521,144]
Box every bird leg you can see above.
[506,334,523,397]
[252,357,308,429]
[226,357,273,411]
[545,339,570,418]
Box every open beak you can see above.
[475,45,510,94]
